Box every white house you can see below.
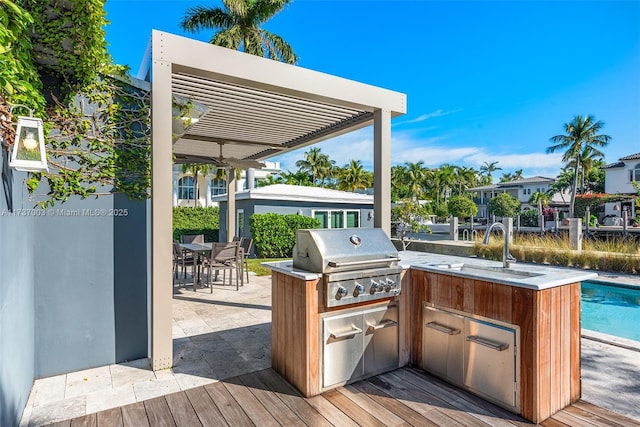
[173,162,281,207]
[467,176,569,218]
[602,152,639,219]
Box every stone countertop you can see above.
[400,251,598,290]
[263,251,599,290]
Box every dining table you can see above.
[179,242,213,290]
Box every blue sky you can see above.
[104,0,640,179]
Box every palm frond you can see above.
[180,6,233,32]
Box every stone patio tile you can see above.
[65,366,112,399]
[27,395,86,427]
[86,384,136,414]
[31,373,67,407]
[110,360,156,388]
[133,376,181,402]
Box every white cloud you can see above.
[396,108,461,125]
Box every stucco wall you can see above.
[0,167,36,427]
[0,167,148,426]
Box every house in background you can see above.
[602,152,639,219]
[213,183,374,247]
[173,162,282,207]
[468,176,569,218]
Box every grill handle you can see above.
[329,326,363,339]
[327,257,401,268]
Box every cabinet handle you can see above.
[425,321,461,335]
[466,335,509,351]
[329,326,363,339]
[367,319,398,332]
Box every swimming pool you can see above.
[581,280,640,342]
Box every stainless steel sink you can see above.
[428,263,543,279]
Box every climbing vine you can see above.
[1,0,151,207]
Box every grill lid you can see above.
[292,228,399,273]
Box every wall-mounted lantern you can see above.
[9,107,48,172]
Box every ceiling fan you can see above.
[215,143,266,170]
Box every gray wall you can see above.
[0,164,36,427]
[0,166,148,426]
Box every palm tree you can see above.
[336,160,371,191]
[567,145,603,194]
[529,191,551,215]
[433,164,456,203]
[404,161,428,201]
[479,161,501,185]
[547,115,611,217]
[295,147,334,187]
[180,0,298,64]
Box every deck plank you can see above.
[203,381,253,427]
[222,377,279,427]
[237,371,304,426]
[353,378,439,426]
[562,405,622,427]
[95,407,123,427]
[306,394,360,427]
[70,413,96,427]
[340,384,409,426]
[254,368,332,427]
[571,401,640,427]
[143,396,176,427]
[184,386,228,427]
[323,388,388,427]
[164,391,201,427]
[121,401,150,427]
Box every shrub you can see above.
[519,210,539,227]
[447,195,478,219]
[488,193,520,218]
[250,213,320,258]
[173,206,219,242]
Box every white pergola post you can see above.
[373,108,392,236]
[150,54,173,370]
[227,170,236,242]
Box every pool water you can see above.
[581,281,640,342]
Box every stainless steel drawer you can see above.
[422,304,465,385]
[464,318,517,408]
[323,311,364,387]
[363,304,399,376]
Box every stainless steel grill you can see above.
[293,228,402,307]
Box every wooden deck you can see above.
[46,367,639,427]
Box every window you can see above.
[313,210,360,228]
[178,176,195,200]
[631,165,640,182]
[211,178,226,197]
[314,211,328,228]
[346,211,359,228]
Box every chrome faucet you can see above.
[482,222,516,268]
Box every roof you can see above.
[150,31,406,167]
[212,184,374,205]
[468,176,556,191]
[603,152,640,169]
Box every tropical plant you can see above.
[403,161,428,201]
[547,115,611,217]
[447,195,478,219]
[499,169,523,182]
[295,147,334,187]
[488,192,520,218]
[180,0,298,64]
[479,161,501,185]
[336,160,371,191]
[391,200,430,250]
[529,191,551,214]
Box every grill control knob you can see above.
[385,278,396,292]
[369,280,379,294]
[353,282,365,297]
[336,286,348,300]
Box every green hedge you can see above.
[250,213,320,258]
[173,206,219,242]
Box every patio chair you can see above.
[180,234,204,244]
[173,241,196,287]
[240,237,253,283]
[203,241,242,291]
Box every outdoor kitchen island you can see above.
[265,245,597,424]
